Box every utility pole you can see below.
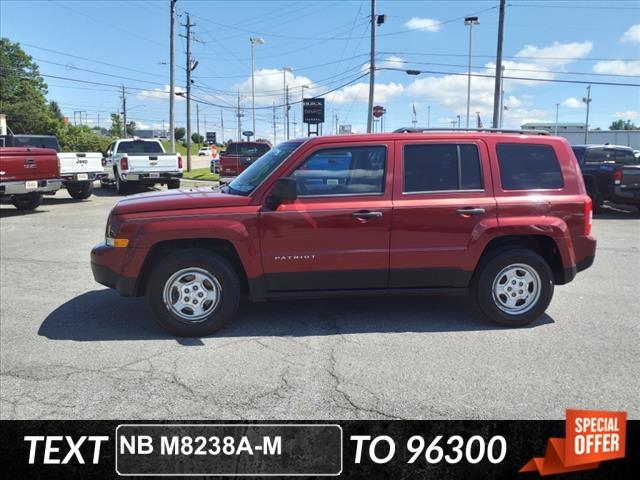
[554,102,560,135]
[492,0,506,129]
[286,85,290,140]
[236,90,242,141]
[181,14,197,171]
[220,109,224,143]
[427,105,431,128]
[272,102,277,145]
[121,85,127,138]
[203,113,206,138]
[169,0,177,152]
[366,0,376,133]
[464,16,480,128]
[498,66,505,128]
[583,85,592,143]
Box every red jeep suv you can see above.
[91,130,596,336]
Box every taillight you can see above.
[584,195,592,236]
[178,154,183,169]
[613,169,622,185]
[101,158,107,167]
[120,156,129,170]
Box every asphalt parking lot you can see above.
[1,187,639,420]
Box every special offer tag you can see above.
[520,409,627,476]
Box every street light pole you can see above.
[554,102,560,135]
[250,37,264,141]
[367,0,376,133]
[169,0,176,152]
[464,16,480,129]
[282,67,292,139]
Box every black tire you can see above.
[471,248,554,327]
[146,249,240,336]
[11,193,43,210]
[115,172,129,195]
[586,184,603,213]
[67,181,94,200]
[167,179,181,189]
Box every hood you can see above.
[112,187,252,215]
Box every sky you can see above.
[1,0,639,142]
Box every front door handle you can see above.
[456,207,486,216]
[352,210,383,220]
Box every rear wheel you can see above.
[11,192,43,210]
[115,172,129,195]
[471,248,554,327]
[146,249,240,336]
[67,181,94,199]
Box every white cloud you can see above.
[621,24,640,43]
[405,17,441,32]
[562,97,583,108]
[233,68,315,106]
[515,41,593,68]
[593,60,640,75]
[326,82,404,104]
[138,85,185,101]
[613,110,638,120]
[361,55,405,73]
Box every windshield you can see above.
[116,140,164,154]
[227,141,303,195]
[226,143,270,157]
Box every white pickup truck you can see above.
[102,138,183,194]
[0,134,104,199]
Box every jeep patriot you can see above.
[91,129,597,336]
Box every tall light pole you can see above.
[282,67,293,139]
[554,102,560,135]
[491,0,506,128]
[583,85,592,143]
[427,105,431,128]
[464,16,480,129]
[250,37,264,141]
[366,0,377,133]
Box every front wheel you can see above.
[67,181,94,199]
[11,192,43,210]
[471,248,554,327]
[146,249,240,336]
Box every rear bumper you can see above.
[121,172,183,184]
[612,186,640,205]
[61,172,105,183]
[90,243,138,296]
[0,179,62,195]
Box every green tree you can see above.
[56,125,112,154]
[110,113,123,137]
[191,133,204,144]
[609,119,638,130]
[174,127,185,140]
[0,37,61,133]
[126,121,137,136]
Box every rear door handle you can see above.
[352,210,383,220]
[456,207,486,216]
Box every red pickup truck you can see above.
[219,141,271,176]
[0,147,62,210]
[92,130,596,336]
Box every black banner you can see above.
[3,420,639,479]
[303,98,325,124]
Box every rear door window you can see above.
[585,148,615,163]
[496,144,563,190]
[615,149,638,165]
[403,143,483,193]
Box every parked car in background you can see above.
[91,130,596,336]
[572,144,640,211]
[198,147,211,156]
[0,147,62,210]
[0,134,103,199]
[219,141,270,176]
[102,138,183,194]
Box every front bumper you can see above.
[0,179,62,195]
[91,243,139,296]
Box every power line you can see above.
[508,2,640,10]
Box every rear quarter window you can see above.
[496,144,563,190]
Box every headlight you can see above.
[105,213,130,248]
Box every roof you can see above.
[571,144,634,150]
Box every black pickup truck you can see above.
[572,144,640,211]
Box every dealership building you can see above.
[522,123,640,149]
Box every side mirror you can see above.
[266,177,298,208]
